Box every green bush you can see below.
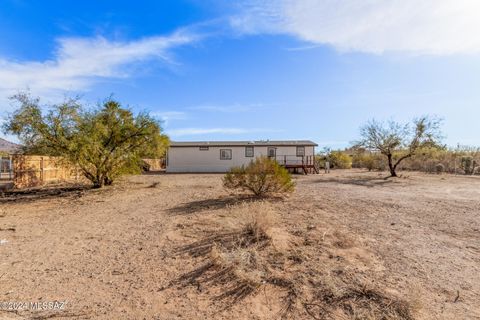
[330,151,352,169]
[352,153,375,171]
[354,152,387,171]
[223,156,295,197]
[363,155,376,171]
[461,156,474,174]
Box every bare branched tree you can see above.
[356,116,443,177]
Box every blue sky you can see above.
[1,0,479,148]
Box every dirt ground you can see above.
[0,170,479,319]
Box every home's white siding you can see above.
[166,145,315,173]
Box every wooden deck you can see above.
[274,155,319,174]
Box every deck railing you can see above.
[273,155,315,166]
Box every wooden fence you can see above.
[10,155,166,189]
[12,155,82,188]
[142,158,166,171]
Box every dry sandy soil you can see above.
[0,170,479,319]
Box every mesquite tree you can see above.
[357,116,442,177]
[3,93,169,187]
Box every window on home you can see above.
[220,149,232,160]
[267,147,276,158]
[199,146,209,151]
[245,146,254,157]
[296,146,305,157]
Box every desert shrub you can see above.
[461,156,474,174]
[351,153,364,169]
[352,152,377,171]
[317,149,353,170]
[399,147,448,173]
[363,155,375,171]
[435,163,445,174]
[223,156,295,197]
[394,146,480,175]
[314,155,326,169]
[329,151,352,169]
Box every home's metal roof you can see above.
[170,140,318,147]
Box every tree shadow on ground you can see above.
[167,195,270,215]
[310,176,395,188]
[0,184,91,203]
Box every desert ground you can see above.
[0,170,479,319]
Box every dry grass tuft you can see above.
[331,230,357,249]
[174,202,417,319]
[314,286,413,320]
[175,216,272,258]
[303,272,415,320]
[175,210,293,307]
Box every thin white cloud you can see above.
[231,0,480,55]
[0,29,197,106]
[151,111,188,126]
[152,111,188,120]
[187,103,265,113]
[167,127,280,136]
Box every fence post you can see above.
[40,156,44,184]
[12,155,16,186]
[9,155,13,180]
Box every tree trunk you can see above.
[104,176,113,186]
[392,154,412,177]
[92,176,104,188]
[387,154,397,177]
[92,181,104,188]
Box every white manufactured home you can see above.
[166,140,319,174]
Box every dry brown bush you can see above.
[309,275,415,320]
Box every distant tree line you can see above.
[351,146,480,175]
[317,116,479,176]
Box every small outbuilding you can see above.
[166,140,319,174]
